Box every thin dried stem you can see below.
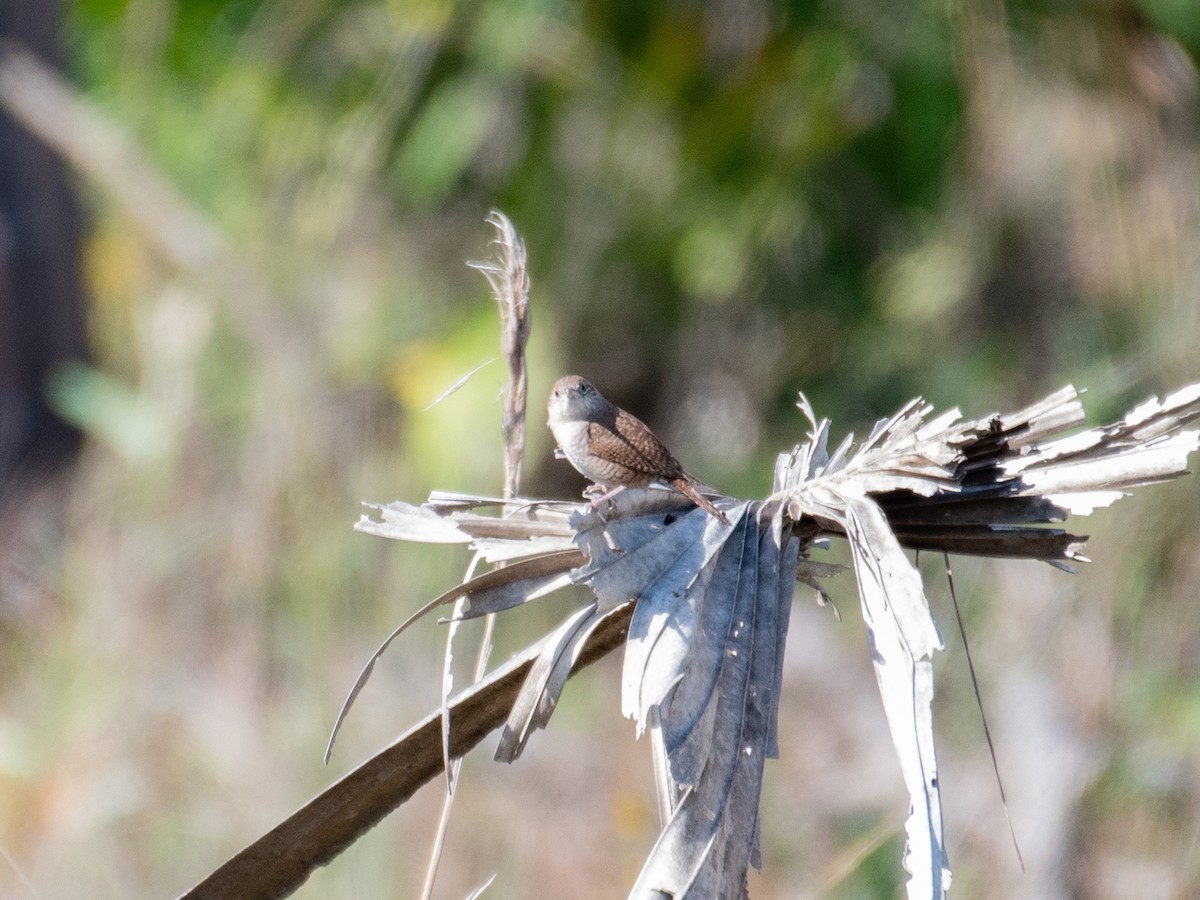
[422,212,532,900]
[943,551,1024,871]
[469,210,531,500]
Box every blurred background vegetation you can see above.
[1,0,1198,896]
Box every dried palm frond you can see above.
[181,382,1200,900]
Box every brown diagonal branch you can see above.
[179,602,631,900]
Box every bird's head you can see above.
[548,375,610,423]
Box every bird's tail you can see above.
[671,477,730,525]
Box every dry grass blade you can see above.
[464,874,497,899]
[422,358,497,410]
[323,548,583,764]
[942,552,1024,870]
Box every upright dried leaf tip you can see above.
[469,210,531,499]
[468,210,531,356]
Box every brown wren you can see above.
[547,375,728,523]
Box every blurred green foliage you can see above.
[1,0,1197,897]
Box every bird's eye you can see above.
[579,383,589,393]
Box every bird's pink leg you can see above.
[584,483,626,519]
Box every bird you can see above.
[547,375,728,524]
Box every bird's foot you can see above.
[584,483,626,521]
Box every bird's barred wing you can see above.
[587,411,686,479]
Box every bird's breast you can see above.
[550,418,593,469]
